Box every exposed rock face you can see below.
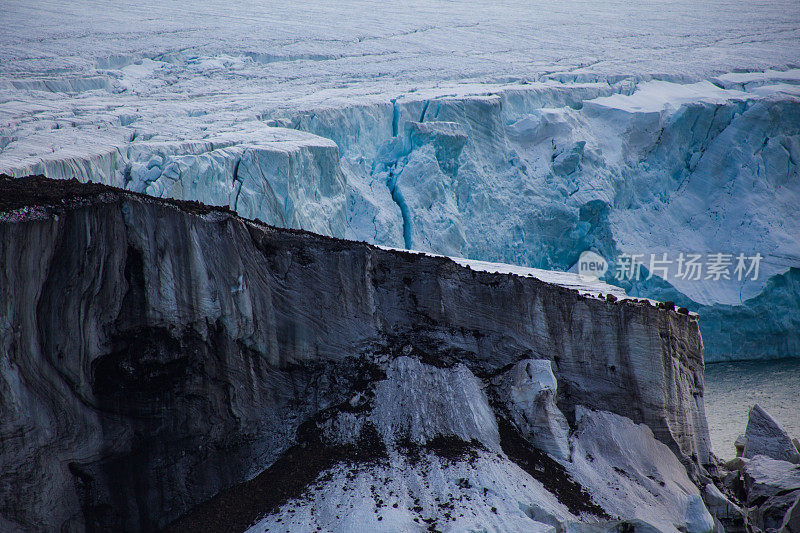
[370,357,500,450]
[703,482,745,531]
[0,176,711,531]
[744,404,800,463]
[782,494,800,532]
[494,359,571,461]
[743,456,800,531]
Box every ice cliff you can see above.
[2,72,798,361]
[0,176,716,532]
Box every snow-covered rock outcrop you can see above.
[566,408,714,533]
[239,359,713,533]
[494,359,571,461]
[0,176,714,531]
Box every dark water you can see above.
[704,358,800,459]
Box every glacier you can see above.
[1,0,800,361]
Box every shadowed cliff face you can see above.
[0,176,710,531]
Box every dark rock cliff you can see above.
[0,176,710,531]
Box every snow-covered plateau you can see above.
[2,0,800,361]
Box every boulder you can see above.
[743,455,800,531]
[743,405,799,463]
[735,434,747,458]
[703,483,745,531]
[743,455,800,504]
[781,493,800,533]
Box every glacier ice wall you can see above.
[2,127,347,238]
[2,72,799,361]
[276,74,800,362]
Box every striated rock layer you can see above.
[0,176,711,531]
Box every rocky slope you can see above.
[715,405,800,533]
[1,175,715,531]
